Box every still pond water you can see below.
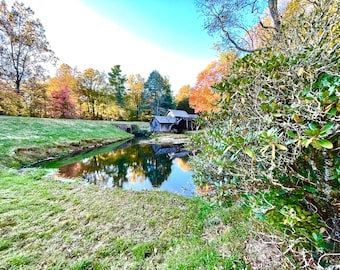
[42,140,196,197]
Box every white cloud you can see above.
[22,0,212,92]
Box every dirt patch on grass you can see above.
[245,238,282,269]
[15,147,41,155]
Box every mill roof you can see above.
[153,116,177,124]
[167,109,190,118]
[188,114,198,119]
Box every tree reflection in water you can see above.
[56,141,195,196]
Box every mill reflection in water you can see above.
[55,141,196,197]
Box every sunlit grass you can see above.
[0,169,251,269]
[0,116,134,168]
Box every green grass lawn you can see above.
[0,116,253,269]
[0,169,251,269]
[0,116,134,168]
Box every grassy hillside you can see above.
[0,116,134,168]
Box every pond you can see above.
[40,139,196,197]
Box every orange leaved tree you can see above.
[189,52,237,113]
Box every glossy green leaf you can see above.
[276,189,287,195]
[287,131,297,138]
[308,122,318,130]
[277,144,288,151]
[318,139,333,149]
[302,138,314,148]
[304,186,317,194]
[286,139,298,145]
[311,140,322,150]
[320,122,334,135]
[244,147,255,158]
[320,90,330,100]
[327,107,337,119]
[329,86,336,95]
[305,129,320,136]
[254,213,265,221]
[259,93,266,100]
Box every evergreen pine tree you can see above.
[108,65,126,108]
[143,70,174,116]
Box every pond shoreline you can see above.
[30,133,191,169]
[29,138,133,168]
[141,133,191,145]
[0,117,134,168]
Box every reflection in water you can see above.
[55,141,196,197]
[175,158,191,172]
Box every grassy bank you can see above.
[0,116,253,269]
[0,116,134,168]
[0,169,252,269]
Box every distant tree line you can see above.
[0,0,202,120]
[0,0,239,120]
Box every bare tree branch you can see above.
[216,15,262,53]
[268,0,281,31]
[259,19,277,30]
[195,0,282,53]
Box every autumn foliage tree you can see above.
[0,0,56,93]
[189,61,221,113]
[125,74,144,120]
[0,0,55,116]
[22,79,48,117]
[0,81,23,115]
[189,52,237,113]
[77,68,106,119]
[48,64,79,115]
[49,86,76,118]
[49,64,79,95]
[175,85,194,113]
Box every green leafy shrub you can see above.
[189,0,339,266]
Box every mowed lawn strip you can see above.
[0,169,250,269]
[0,116,134,168]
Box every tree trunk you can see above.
[15,79,20,94]
[91,100,95,118]
[268,0,280,32]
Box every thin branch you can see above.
[217,15,263,53]
[259,20,277,30]
[317,253,340,268]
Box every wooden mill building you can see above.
[150,109,198,133]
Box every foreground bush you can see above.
[190,0,339,267]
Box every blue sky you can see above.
[83,0,216,58]
[22,0,218,92]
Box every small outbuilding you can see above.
[150,116,177,132]
[150,109,198,133]
[166,109,198,131]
